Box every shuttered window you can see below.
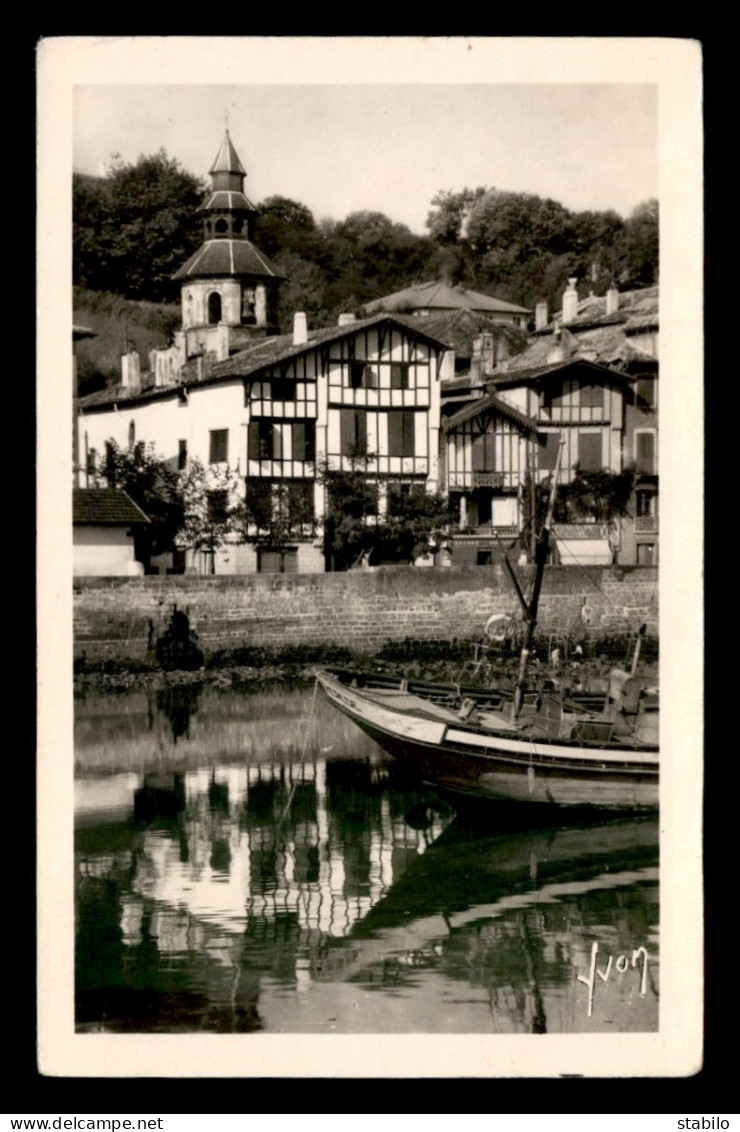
[636,431,656,474]
[471,430,496,472]
[209,429,228,463]
[388,411,415,457]
[340,410,367,456]
[390,363,409,390]
[538,432,560,471]
[292,421,316,462]
[580,382,604,409]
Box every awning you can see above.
[555,538,613,566]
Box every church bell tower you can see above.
[172,129,283,359]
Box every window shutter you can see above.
[538,432,560,471]
[248,421,261,461]
[636,432,655,474]
[293,422,305,461]
[388,411,403,457]
[340,410,354,456]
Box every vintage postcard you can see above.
[36,36,703,1079]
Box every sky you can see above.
[64,39,666,237]
[73,81,657,235]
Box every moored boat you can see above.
[317,440,658,811]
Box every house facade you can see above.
[440,281,659,566]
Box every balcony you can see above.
[635,515,658,533]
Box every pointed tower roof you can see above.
[209,130,246,177]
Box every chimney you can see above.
[494,334,509,368]
[337,313,355,327]
[293,311,308,345]
[605,285,620,316]
[535,301,548,331]
[121,350,140,390]
[470,333,493,388]
[547,327,564,365]
[562,278,579,324]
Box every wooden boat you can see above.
[318,441,658,811]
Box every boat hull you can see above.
[317,671,659,811]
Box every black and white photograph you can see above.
[36,36,703,1078]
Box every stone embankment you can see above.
[73,565,658,680]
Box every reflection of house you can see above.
[73,487,150,576]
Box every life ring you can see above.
[484,613,513,642]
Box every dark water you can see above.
[74,681,659,1034]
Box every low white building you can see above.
[73,488,150,576]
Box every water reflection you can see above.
[75,682,659,1034]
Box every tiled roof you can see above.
[199,191,258,213]
[363,280,532,316]
[442,392,537,434]
[172,239,283,281]
[209,130,246,176]
[78,314,452,410]
[390,309,529,359]
[491,356,633,390]
[73,488,150,525]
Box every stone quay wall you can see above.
[73,566,659,665]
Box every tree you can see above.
[240,478,316,551]
[561,465,637,523]
[94,439,187,570]
[619,199,659,287]
[317,447,379,571]
[73,149,205,301]
[178,459,242,573]
[373,484,453,564]
[426,188,488,246]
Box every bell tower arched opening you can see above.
[207,291,222,325]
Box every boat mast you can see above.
[513,438,565,717]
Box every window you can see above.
[578,431,602,471]
[471,430,496,473]
[241,287,256,325]
[258,547,299,574]
[635,430,656,475]
[340,410,367,457]
[538,432,560,471]
[390,363,409,390]
[388,411,415,458]
[207,489,229,526]
[636,490,656,518]
[387,481,424,516]
[635,377,656,410]
[209,428,228,464]
[580,382,604,409]
[270,377,295,402]
[178,439,188,470]
[349,362,377,389]
[207,292,222,325]
[292,421,316,462]
[214,218,228,235]
[637,543,657,565]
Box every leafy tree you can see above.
[620,199,659,287]
[254,195,322,260]
[94,439,187,570]
[317,447,379,570]
[426,188,488,245]
[178,459,242,573]
[561,464,637,523]
[74,149,205,301]
[373,484,453,564]
[240,479,316,550]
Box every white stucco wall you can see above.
[73,526,144,576]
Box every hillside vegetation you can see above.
[74,150,659,388]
